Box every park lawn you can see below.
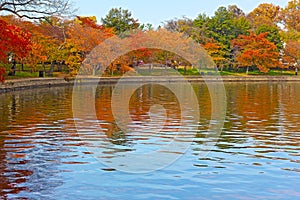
[5,71,39,79]
[2,63,297,80]
[2,63,69,80]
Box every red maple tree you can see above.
[232,32,281,74]
[0,19,32,83]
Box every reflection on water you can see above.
[95,84,182,151]
[0,83,299,199]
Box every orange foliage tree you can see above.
[1,16,66,72]
[280,0,300,32]
[0,19,31,82]
[64,16,114,75]
[246,3,281,30]
[82,29,214,76]
[231,32,280,74]
[202,42,226,70]
[283,40,300,64]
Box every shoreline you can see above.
[1,75,300,93]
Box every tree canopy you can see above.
[1,1,300,80]
[232,32,280,73]
[101,7,140,35]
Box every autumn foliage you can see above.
[0,68,5,83]
[202,42,226,66]
[232,32,281,73]
[0,19,32,83]
[0,19,31,63]
[1,1,300,79]
[283,40,300,65]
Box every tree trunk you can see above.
[246,66,249,75]
[58,62,62,72]
[50,61,55,73]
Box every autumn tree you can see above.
[232,32,280,74]
[24,17,68,71]
[82,29,214,76]
[26,26,60,71]
[0,67,5,83]
[101,8,140,35]
[0,18,32,82]
[283,40,300,67]
[279,0,300,71]
[256,25,283,50]
[64,16,114,75]
[0,15,68,72]
[280,0,300,32]
[247,3,281,30]
[0,0,74,20]
[281,29,300,41]
[0,19,31,63]
[67,16,113,53]
[202,42,226,70]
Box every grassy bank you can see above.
[2,64,297,81]
[177,68,296,76]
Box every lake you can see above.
[0,82,299,199]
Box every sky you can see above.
[73,0,291,27]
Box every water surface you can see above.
[0,82,299,199]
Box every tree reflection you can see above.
[193,82,300,163]
[95,84,181,147]
[1,83,300,198]
[0,87,74,199]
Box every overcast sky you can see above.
[73,0,291,27]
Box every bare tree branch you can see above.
[0,0,76,19]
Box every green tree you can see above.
[139,23,154,31]
[207,6,250,50]
[193,14,215,44]
[207,6,236,48]
[256,25,283,51]
[193,13,210,29]
[101,8,140,35]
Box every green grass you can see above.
[6,71,39,79]
[2,62,70,80]
[2,63,297,80]
[219,71,295,76]
[136,68,181,76]
[178,67,222,76]
[178,68,201,75]
[98,68,298,77]
[5,71,69,80]
[267,70,295,76]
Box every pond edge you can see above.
[1,76,300,93]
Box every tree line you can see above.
[1,0,300,82]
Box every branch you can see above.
[0,0,75,20]
[0,0,35,9]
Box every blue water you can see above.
[0,83,299,200]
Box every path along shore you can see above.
[1,76,300,93]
